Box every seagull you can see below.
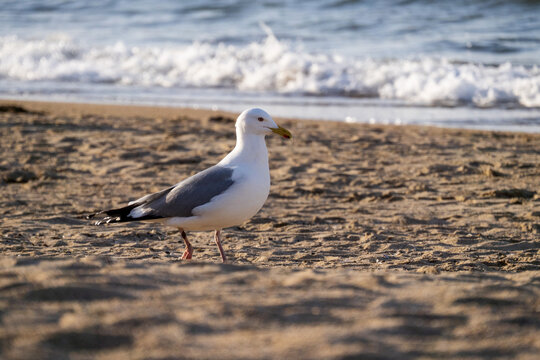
[88,108,292,263]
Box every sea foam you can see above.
[1,34,539,108]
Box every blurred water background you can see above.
[1,0,540,131]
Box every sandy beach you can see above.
[1,100,539,359]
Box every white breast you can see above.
[167,164,270,231]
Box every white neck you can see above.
[219,128,269,166]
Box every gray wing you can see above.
[130,165,235,219]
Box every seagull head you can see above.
[236,108,292,139]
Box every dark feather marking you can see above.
[89,166,235,225]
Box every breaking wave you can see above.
[1,34,539,108]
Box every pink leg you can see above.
[180,230,193,260]
[214,230,227,263]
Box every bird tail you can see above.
[87,204,139,225]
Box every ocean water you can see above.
[1,0,540,131]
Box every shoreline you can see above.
[0,98,239,123]
[1,98,539,358]
[2,97,540,135]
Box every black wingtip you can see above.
[85,208,123,225]
[86,203,165,225]
[87,204,140,225]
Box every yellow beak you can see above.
[270,124,292,139]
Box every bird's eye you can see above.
[258,117,264,122]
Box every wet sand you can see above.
[1,100,539,359]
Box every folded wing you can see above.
[89,165,235,225]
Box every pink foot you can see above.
[181,249,192,260]
[180,230,193,260]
